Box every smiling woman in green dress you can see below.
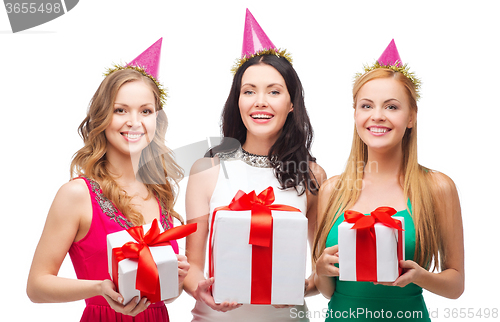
[312,40,464,321]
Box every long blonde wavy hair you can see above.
[70,69,184,225]
[313,68,443,271]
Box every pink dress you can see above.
[68,177,178,322]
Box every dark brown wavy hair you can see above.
[213,54,318,195]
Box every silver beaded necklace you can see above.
[217,147,273,168]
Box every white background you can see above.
[1,1,498,321]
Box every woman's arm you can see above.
[183,158,216,298]
[27,179,100,303]
[304,162,327,297]
[183,158,240,312]
[313,176,340,299]
[391,172,464,299]
[26,179,149,316]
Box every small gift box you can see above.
[338,207,405,282]
[209,187,308,305]
[106,219,197,304]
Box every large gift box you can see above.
[209,187,307,305]
[338,207,405,282]
[107,219,197,303]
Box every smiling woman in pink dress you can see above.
[26,39,188,321]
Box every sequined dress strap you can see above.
[81,176,171,230]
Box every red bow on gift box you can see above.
[209,186,300,304]
[343,207,404,281]
[112,219,197,303]
[344,206,404,231]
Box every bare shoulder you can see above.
[55,178,90,206]
[316,175,341,221]
[427,170,462,224]
[44,178,92,241]
[186,157,221,220]
[309,161,327,186]
[427,170,458,198]
[319,175,341,197]
[189,157,220,178]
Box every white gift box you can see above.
[338,216,405,282]
[106,222,178,304]
[211,210,307,305]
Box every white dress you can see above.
[191,148,310,322]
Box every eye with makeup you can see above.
[114,107,126,114]
[386,104,398,110]
[141,108,155,115]
[241,88,255,95]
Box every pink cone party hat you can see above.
[126,38,163,80]
[231,9,292,74]
[104,38,167,107]
[241,9,277,58]
[356,39,421,100]
[377,39,402,67]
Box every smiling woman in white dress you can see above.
[183,45,326,322]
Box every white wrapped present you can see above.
[338,207,405,282]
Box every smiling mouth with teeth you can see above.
[251,114,273,119]
[122,133,144,139]
[368,127,390,133]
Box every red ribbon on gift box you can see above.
[344,207,404,281]
[209,186,300,304]
[112,219,197,303]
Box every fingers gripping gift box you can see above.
[107,219,197,304]
[338,207,405,282]
[209,186,308,305]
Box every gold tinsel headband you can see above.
[355,62,421,100]
[231,48,293,75]
[104,64,168,108]
[354,40,421,100]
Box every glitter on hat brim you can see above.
[231,48,293,75]
[355,61,421,101]
[104,64,168,108]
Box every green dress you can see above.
[325,202,430,321]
